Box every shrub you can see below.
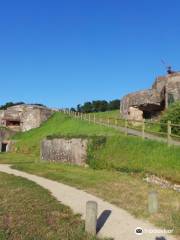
[160,101,180,135]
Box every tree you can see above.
[81,102,93,113]
[108,99,120,110]
[77,104,82,112]
[0,102,25,110]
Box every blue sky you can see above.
[0,0,180,108]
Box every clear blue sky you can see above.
[0,0,180,108]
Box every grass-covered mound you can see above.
[8,112,180,183]
[12,112,118,155]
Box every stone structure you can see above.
[0,104,53,132]
[41,138,88,165]
[0,128,16,152]
[120,72,180,120]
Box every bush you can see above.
[160,101,180,135]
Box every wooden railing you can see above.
[59,109,180,146]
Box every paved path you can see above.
[0,164,177,240]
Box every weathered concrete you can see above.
[120,72,180,120]
[41,138,88,165]
[127,107,143,122]
[0,128,17,152]
[0,104,53,132]
[0,128,16,142]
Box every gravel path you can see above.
[0,164,177,240]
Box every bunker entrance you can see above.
[1,143,8,152]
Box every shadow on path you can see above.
[156,237,167,240]
[96,210,111,233]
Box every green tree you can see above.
[81,102,93,113]
[108,99,120,110]
[0,102,25,110]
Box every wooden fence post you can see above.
[148,190,158,214]
[94,114,96,124]
[125,119,128,135]
[108,118,110,127]
[85,201,97,236]
[142,119,145,139]
[167,120,171,146]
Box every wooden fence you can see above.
[59,109,180,146]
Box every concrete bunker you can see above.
[41,138,88,166]
[121,72,180,120]
[0,104,53,132]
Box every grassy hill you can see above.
[10,112,180,183]
[0,111,180,236]
[12,112,118,155]
[89,110,120,119]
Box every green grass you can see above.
[9,161,180,236]
[8,112,180,182]
[0,111,180,236]
[12,112,118,156]
[89,110,120,119]
[0,172,101,240]
[88,135,180,183]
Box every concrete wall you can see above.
[120,72,180,119]
[21,108,52,132]
[0,128,16,142]
[166,75,180,107]
[41,138,88,165]
[0,128,16,152]
[0,105,53,132]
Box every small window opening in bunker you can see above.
[6,120,20,127]
[1,143,8,152]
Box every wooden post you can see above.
[89,114,91,123]
[125,119,128,135]
[148,190,158,214]
[142,119,145,139]
[115,119,117,126]
[108,118,110,127]
[167,121,171,146]
[94,114,96,124]
[85,201,97,236]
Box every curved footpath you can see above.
[0,164,177,240]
